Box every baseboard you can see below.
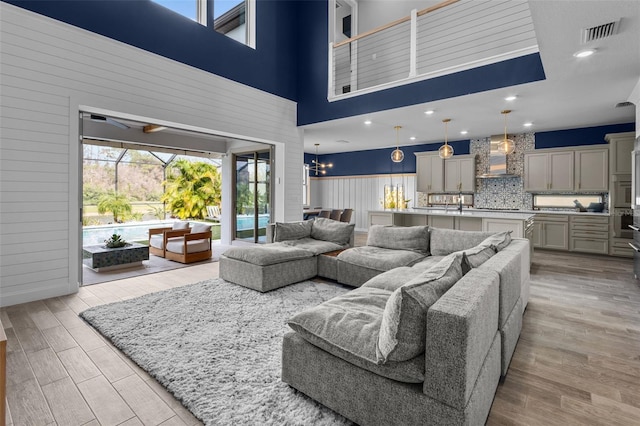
[0,281,78,308]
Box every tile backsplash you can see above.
[472,133,534,210]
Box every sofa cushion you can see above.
[478,231,512,252]
[367,225,429,254]
[190,223,212,234]
[149,235,181,250]
[311,217,355,245]
[337,246,426,272]
[222,243,314,266]
[281,238,345,255]
[172,221,190,230]
[274,220,313,242]
[166,238,210,254]
[362,267,421,292]
[429,228,497,256]
[410,256,446,271]
[376,252,464,363]
[288,287,425,383]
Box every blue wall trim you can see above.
[311,140,470,177]
[535,123,635,149]
[4,0,299,101]
[295,1,547,126]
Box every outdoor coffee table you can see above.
[82,243,150,272]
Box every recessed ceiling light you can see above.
[504,95,517,101]
[523,122,533,127]
[460,130,468,135]
[425,110,435,115]
[410,136,416,140]
[574,49,596,58]
[364,120,372,125]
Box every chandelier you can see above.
[439,118,454,159]
[498,110,515,155]
[312,143,333,175]
[391,125,404,163]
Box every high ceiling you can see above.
[303,0,639,154]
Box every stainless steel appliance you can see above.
[631,138,640,279]
[613,179,633,240]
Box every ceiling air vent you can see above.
[615,101,635,108]
[581,20,620,43]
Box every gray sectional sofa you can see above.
[220,221,530,425]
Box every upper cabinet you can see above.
[524,151,573,191]
[444,155,476,192]
[606,132,635,175]
[524,145,608,192]
[575,149,609,191]
[416,153,475,193]
[415,153,444,192]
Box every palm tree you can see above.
[162,159,222,219]
[97,192,132,223]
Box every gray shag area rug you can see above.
[80,278,353,426]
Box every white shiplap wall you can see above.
[311,174,416,231]
[0,3,302,307]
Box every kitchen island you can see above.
[368,208,535,238]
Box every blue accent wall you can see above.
[312,140,470,177]
[535,123,635,149]
[309,123,636,177]
[295,0,547,126]
[4,0,300,101]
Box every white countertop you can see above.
[372,207,610,219]
[371,208,535,220]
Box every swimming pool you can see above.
[236,214,270,230]
[83,215,270,245]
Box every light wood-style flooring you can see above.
[2,249,639,426]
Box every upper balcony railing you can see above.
[328,0,539,101]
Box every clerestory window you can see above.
[152,0,255,48]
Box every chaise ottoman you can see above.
[219,243,317,292]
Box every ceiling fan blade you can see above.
[89,114,129,130]
[106,117,130,130]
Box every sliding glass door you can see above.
[233,149,272,243]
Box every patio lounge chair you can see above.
[164,223,213,264]
[148,221,191,258]
[205,206,221,222]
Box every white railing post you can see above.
[328,42,335,99]
[409,9,417,78]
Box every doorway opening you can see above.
[79,111,273,285]
[233,148,273,243]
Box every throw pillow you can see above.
[311,217,355,245]
[367,225,429,253]
[462,245,496,268]
[376,252,464,364]
[172,221,190,230]
[429,228,497,256]
[190,223,212,234]
[274,220,313,242]
[478,231,512,251]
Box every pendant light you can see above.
[391,125,404,163]
[439,118,454,159]
[312,143,332,175]
[498,110,515,155]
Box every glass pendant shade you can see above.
[498,138,515,155]
[391,125,404,163]
[391,148,404,162]
[439,143,454,159]
[439,118,454,159]
[498,110,515,155]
